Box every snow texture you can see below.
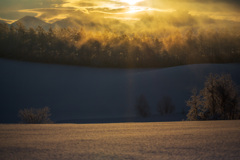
[0,58,240,123]
[0,121,240,160]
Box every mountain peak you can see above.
[21,15,36,19]
[13,16,50,29]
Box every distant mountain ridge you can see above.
[10,16,101,30]
[51,18,82,29]
[9,15,125,32]
[12,16,50,29]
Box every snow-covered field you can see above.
[0,58,240,123]
[0,121,240,160]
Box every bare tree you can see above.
[158,96,175,115]
[19,107,52,124]
[135,94,151,117]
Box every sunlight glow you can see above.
[126,6,147,14]
[125,7,175,14]
[120,0,144,6]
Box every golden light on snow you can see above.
[1,121,239,159]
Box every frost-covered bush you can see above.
[18,107,52,124]
[186,89,202,120]
[187,73,240,120]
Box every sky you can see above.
[0,0,240,24]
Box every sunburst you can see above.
[120,0,144,6]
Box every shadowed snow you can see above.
[0,58,239,123]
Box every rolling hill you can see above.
[0,58,239,123]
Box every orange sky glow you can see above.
[0,0,239,23]
[0,0,239,36]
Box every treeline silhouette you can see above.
[0,22,239,68]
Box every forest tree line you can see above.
[0,22,240,68]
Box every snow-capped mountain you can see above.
[12,16,50,29]
[10,16,108,31]
[51,18,83,29]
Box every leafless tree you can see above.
[135,94,151,117]
[158,96,175,115]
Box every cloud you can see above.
[0,17,16,24]
[136,0,240,23]
[18,8,75,23]
[0,0,240,31]
[0,0,63,10]
[0,0,64,21]
[138,0,240,11]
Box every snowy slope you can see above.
[0,58,240,123]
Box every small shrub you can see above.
[18,107,52,124]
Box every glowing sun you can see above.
[120,0,144,5]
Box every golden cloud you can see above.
[0,0,238,35]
